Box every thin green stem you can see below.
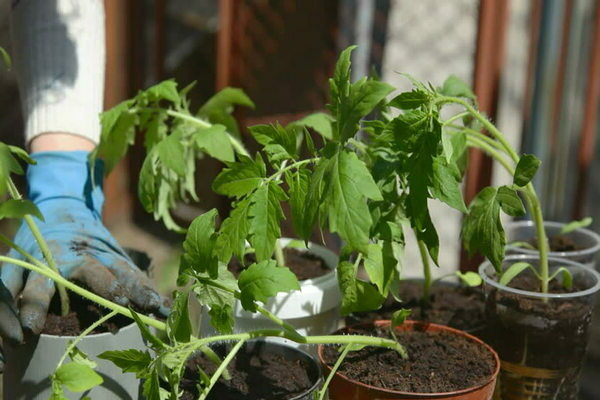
[417,239,432,304]
[267,157,319,182]
[0,233,50,271]
[6,179,69,316]
[466,137,515,176]
[0,256,166,331]
[441,112,470,127]
[446,123,505,152]
[198,339,246,400]
[274,240,286,267]
[318,344,353,400]
[56,310,118,368]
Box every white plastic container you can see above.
[506,220,600,270]
[4,322,145,400]
[200,238,341,339]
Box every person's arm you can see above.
[0,0,167,355]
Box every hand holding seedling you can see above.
[0,151,168,345]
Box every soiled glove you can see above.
[0,151,168,347]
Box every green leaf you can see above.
[326,150,382,253]
[9,146,36,165]
[216,197,252,262]
[499,262,534,286]
[510,241,536,250]
[391,309,411,327]
[337,260,385,315]
[212,157,265,198]
[549,266,573,290]
[142,370,162,400]
[513,154,541,187]
[98,349,152,375]
[249,124,297,160]
[193,264,238,333]
[364,243,397,297]
[167,290,192,343]
[129,309,165,350]
[293,112,334,140]
[388,90,429,110]
[461,187,505,270]
[0,47,11,69]
[138,150,159,213]
[156,133,186,176]
[0,199,44,221]
[68,345,96,369]
[55,363,103,393]
[197,87,255,138]
[430,157,467,212]
[496,186,526,217]
[455,271,482,287]
[439,75,475,99]
[95,100,136,173]
[238,260,300,311]
[194,124,235,162]
[295,157,329,240]
[561,217,593,234]
[286,169,311,240]
[181,209,219,278]
[145,79,180,103]
[248,182,287,261]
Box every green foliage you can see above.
[499,262,537,286]
[0,199,44,221]
[391,309,411,327]
[54,362,103,393]
[561,217,593,234]
[98,349,152,375]
[513,154,541,187]
[455,271,482,286]
[0,46,11,70]
[238,260,300,311]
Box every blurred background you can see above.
[1,0,600,397]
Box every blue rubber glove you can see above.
[0,151,168,346]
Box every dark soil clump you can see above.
[346,281,486,334]
[228,247,330,281]
[42,290,131,336]
[322,325,496,393]
[180,343,317,400]
[527,234,584,252]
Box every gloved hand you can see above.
[0,151,168,349]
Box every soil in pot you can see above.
[346,281,486,334]
[321,323,496,393]
[486,273,593,400]
[228,247,330,281]
[180,343,318,400]
[41,290,132,336]
[525,234,584,252]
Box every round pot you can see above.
[200,238,341,338]
[4,321,146,400]
[479,255,600,400]
[186,339,323,399]
[505,220,600,269]
[317,320,500,400]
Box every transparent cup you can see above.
[505,220,600,270]
[479,255,600,400]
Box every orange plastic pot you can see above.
[317,320,500,400]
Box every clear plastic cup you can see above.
[505,220,600,270]
[479,255,600,400]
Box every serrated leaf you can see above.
[561,217,593,234]
[142,370,162,400]
[95,100,136,173]
[156,133,186,176]
[238,260,300,311]
[286,169,310,239]
[145,79,179,103]
[248,182,287,261]
[129,309,165,350]
[499,262,534,286]
[439,75,475,99]
[167,290,192,343]
[294,112,334,140]
[326,150,382,253]
[337,260,385,315]
[249,124,297,160]
[193,264,238,333]
[68,345,96,369]
[98,349,152,375]
[0,199,44,221]
[295,157,330,240]
[461,187,505,270]
[388,90,429,109]
[391,309,411,327]
[514,154,541,187]
[430,157,467,212]
[197,87,255,138]
[455,271,482,287]
[364,242,397,297]
[496,186,526,217]
[181,209,219,278]
[55,363,103,393]
[138,150,159,213]
[212,157,265,198]
[216,197,252,262]
[194,124,235,162]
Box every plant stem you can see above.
[6,179,70,316]
[447,123,505,152]
[417,239,432,304]
[267,157,319,182]
[198,339,246,400]
[0,256,166,331]
[317,343,353,400]
[465,137,515,176]
[441,112,471,127]
[56,310,118,368]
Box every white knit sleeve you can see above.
[10,0,106,144]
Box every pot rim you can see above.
[317,320,500,398]
[37,319,138,340]
[479,255,600,299]
[506,220,600,258]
